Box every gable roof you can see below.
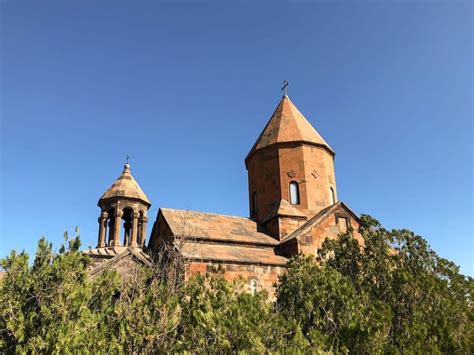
[159,208,279,246]
[261,199,307,224]
[84,247,153,277]
[178,241,288,266]
[99,163,151,205]
[280,201,360,244]
[246,96,334,160]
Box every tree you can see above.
[298,215,474,353]
[276,255,391,353]
[175,273,305,353]
[0,232,121,353]
[1,215,472,353]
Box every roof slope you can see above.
[84,247,153,276]
[247,96,334,159]
[178,241,288,266]
[160,208,279,246]
[261,199,307,223]
[280,201,360,244]
[99,163,151,205]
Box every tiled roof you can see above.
[84,246,152,261]
[261,199,307,223]
[280,201,360,244]
[178,241,288,266]
[83,246,128,256]
[247,95,334,159]
[160,208,279,246]
[84,247,153,276]
[99,163,151,205]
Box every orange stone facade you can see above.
[247,98,337,216]
[86,94,363,296]
[186,263,285,297]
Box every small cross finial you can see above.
[125,155,130,164]
[282,80,289,97]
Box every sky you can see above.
[0,1,472,275]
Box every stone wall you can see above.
[186,261,285,299]
[247,142,337,226]
[296,208,363,255]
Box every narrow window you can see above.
[250,279,258,295]
[337,217,348,233]
[251,191,257,217]
[289,182,300,205]
[330,187,335,205]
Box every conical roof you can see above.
[246,96,334,160]
[99,163,151,205]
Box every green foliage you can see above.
[276,215,473,353]
[0,232,121,353]
[0,217,472,353]
[276,255,390,353]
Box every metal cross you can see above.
[125,155,130,164]
[281,80,289,96]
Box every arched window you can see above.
[330,187,335,205]
[250,279,258,295]
[289,182,300,205]
[251,191,257,217]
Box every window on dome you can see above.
[252,191,257,217]
[289,182,300,205]
[330,187,336,205]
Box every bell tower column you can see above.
[110,209,123,247]
[97,162,152,250]
[130,211,139,247]
[140,216,148,247]
[97,211,108,248]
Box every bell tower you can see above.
[245,94,337,240]
[96,163,151,249]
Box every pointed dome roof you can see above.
[246,96,334,160]
[99,163,151,205]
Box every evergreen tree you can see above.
[1,216,472,353]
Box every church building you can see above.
[85,92,363,294]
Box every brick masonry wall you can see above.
[296,206,363,255]
[148,211,172,250]
[186,261,285,299]
[247,143,337,226]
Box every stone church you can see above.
[84,93,363,294]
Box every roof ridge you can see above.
[245,96,286,160]
[176,238,278,248]
[286,98,333,151]
[274,97,290,144]
[279,202,341,243]
[178,235,278,247]
[261,199,307,224]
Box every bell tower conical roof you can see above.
[246,95,334,161]
[96,163,151,249]
[99,163,151,205]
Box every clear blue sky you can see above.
[1,1,472,275]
